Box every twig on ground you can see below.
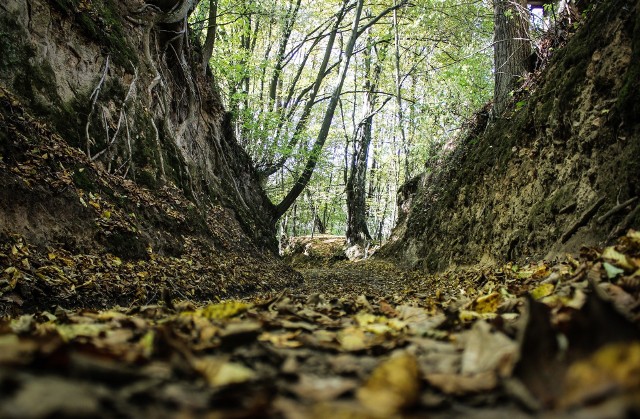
[608,204,640,241]
[597,197,638,224]
[561,197,606,243]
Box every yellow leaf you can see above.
[139,330,155,358]
[459,310,482,322]
[473,292,502,314]
[355,312,405,333]
[258,331,302,348]
[561,342,640,408]
[337,326,368,352]
[188,301,252,320]
[602,246,635,271]
[193,357,255,387]
[626,229,640,244]
[530,283,555,300]
[357,352,420,416]
[56,323,107,342]
[102,210,111,219]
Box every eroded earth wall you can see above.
[384,0,640,270]
[0,0,299,313]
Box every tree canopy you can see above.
[190,0,496,242]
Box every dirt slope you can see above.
[0,0,300,315]
[382,0,640,271]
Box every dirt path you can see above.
[1,235,640,418]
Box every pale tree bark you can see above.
[268,0,303,111]
[493,0,531,116]
[392,3,409,180]
[346,16,387,246]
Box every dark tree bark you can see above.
[493,0,530,116]
[201,0,218,75]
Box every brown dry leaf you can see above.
[220,320,262,336]
[461,320,518,377]
[354,312,405,335]
[379,300,398,317]
[259,330,303,348]
[192,356,256,387]
[397,305,445,335]
[425,371,498,395]
[601,246,636,272]
[356,351,420,416]
[1,376,102,418]
[280,319,318,332]
[0,334,39,364]
[560,341,640,408]
[290,374,358,402]
[337,326,369,352]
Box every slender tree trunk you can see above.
[269,0,302,111]
[305,190,326,236]
[201,0,218,74]
[258,7,347,179]
[392,4,409,180]
[493,0,530,116]
[346,16,387,245]
[273,0,365,220]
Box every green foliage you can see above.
[191,0,494,239]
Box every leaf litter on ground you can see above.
[0,230,640,418]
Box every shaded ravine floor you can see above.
[1,233,640,418]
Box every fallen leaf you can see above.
[192,357,256,387]
[461,320,518,376]
[472,292,502,314]
[187,300,252,320]
[425,371,497,395]
[356,351,420,416]
[601,247,635,271]
[603,262,625,279]
[290,374,358,402]
[259,331,303,348]
[56,323,108,342]
[337,326,368,352]
[530,283,555,300]
[560,342,640,408]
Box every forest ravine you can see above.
[1,0,640,417]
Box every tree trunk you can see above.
[346,16,388,245]
[273,0,365,220]
[201,0,218,75]
[392,3,409,180]
[493,0,530,116]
